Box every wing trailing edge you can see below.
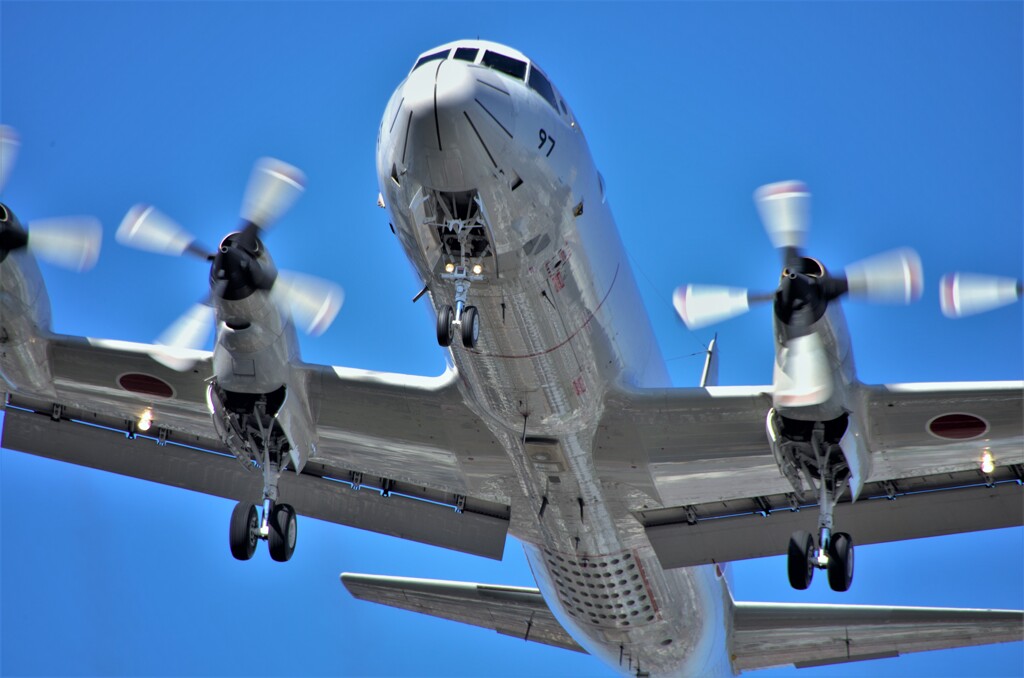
[729,600,1023,671]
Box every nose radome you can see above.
[404,60,513,157]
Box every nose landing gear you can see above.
[436,262,484,349]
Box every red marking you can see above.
[928,413,988,440]
[760,180,808,197]
[552,271,565,291]
[118,373,174,398]
[633,550,661,617]
[941,275,958,315]
[471,263,620,359]
[572,376,586,396]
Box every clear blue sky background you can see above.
[1,2,1021,677]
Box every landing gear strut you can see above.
[773,413,855,592]
[216,388,299,562]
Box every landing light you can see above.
[472,263,483,275]
[980,449,995,474]
[445,262,455,273]
[137,409,153,433]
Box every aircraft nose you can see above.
[400,59,514,185]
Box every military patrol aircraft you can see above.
[1,40,1020,677]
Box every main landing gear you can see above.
[771,413,855,592]
[229,499,298,562]
[436,262,484,349]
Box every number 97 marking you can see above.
[538,129,556,157]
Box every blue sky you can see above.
[1,2,1021,677]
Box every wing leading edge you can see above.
[340,573,586,653]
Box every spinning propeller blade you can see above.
[272,271,344,336]
[117,204,210,258]
[940,273,1022,318]
[152,302,215,371]
[754,180,810,263]
[240,157,306,230]
[0,125,20,194]
[843,248,923,304]
[673,285,755,329]
[25,217,102,271]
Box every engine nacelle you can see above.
[0,249,54,395]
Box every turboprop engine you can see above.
[672,180,924,592]
[0,125,102,394]
[117,158,343,563]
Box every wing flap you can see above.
[731,601,1024,671]
[1,407,509,559]
[341,573,585,653]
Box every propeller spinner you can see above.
[116,157,343,369]
[0,125,102,272]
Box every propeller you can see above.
[674,181,923,330]
[674,180,923,407]
[0,125,102,272]
[117,157,343,370]
[940,272,1022,318]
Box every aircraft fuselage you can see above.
[378,40,733,677]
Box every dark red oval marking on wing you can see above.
[927,413,988,440]
[118,373,174,399]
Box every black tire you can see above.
[229,502,258,561]
[787,530,815,590]
[268,503,297,562]
[436,305,454,347]
[461,306,480,348]
[827,532,854,592]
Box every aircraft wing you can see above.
[730,601,1024,671]
[1,334,513,559]
[597,381,1024,568]
[341,573,586,653]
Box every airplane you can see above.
[1,36,1021,678]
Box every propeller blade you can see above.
[773,332,833,408]
[673,284,753,329]
[0,125,19,194]
[25,217,102,271]
[940,272,1022,318]
[117,204,208,258]
[754,180,810,253]
[843,248,923,304]
[152,302,215,371]
[240,157,306,230]
[271,270,344,336]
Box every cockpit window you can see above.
[413,49,449,71]
[527,66,559,111]
[481,50,527,80]
[453,47,478,62]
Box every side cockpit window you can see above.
[527,66,559,111]
[413,49,449,71]
[481,50,527,80]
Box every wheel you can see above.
[787,530,815,590]
[827,532,854,592]
[461,306,480,348]
[268,503,297,562]
[229,502,258,561]
[436,305,454,347]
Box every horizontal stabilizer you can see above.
[341,573,585,654]
[731,600,1023,671]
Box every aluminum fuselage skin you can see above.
[378,42,733,677]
